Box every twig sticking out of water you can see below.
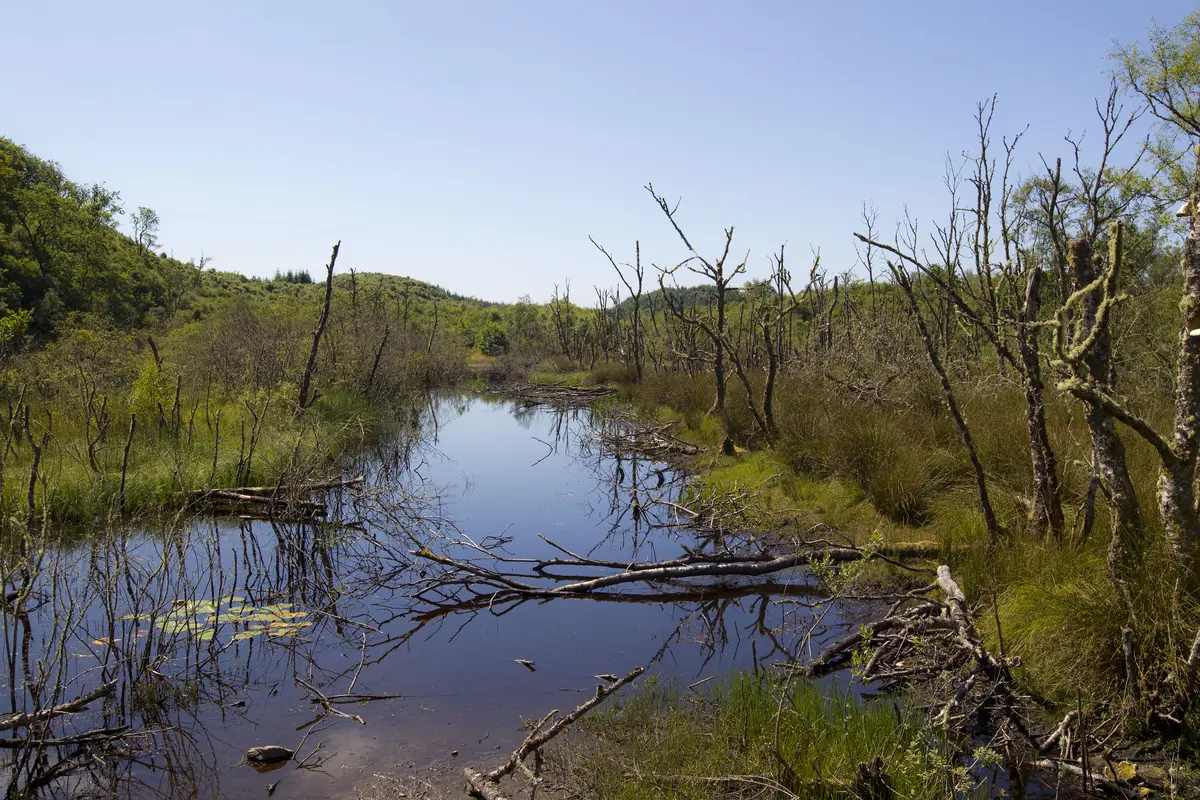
[464,666,645,800]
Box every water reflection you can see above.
[0,394,843,799]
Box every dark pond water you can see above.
[0,395,844,799]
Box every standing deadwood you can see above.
[1056,229,1147,598]
[119,414,136,512]
[24,424,46,531]
[656,270,770,439]
[647,183,745,413]
[857,204,881,325]
[757,245,807,437]
[590,237,645,381]
[1016,265,1065,538]
[860,103,1068,539]
[1159,146,1200,574]
[297,241,340,411]
[549,282,573,360]
[364,322,390,397]
[426,299,439,353]
[888,260,1002,545]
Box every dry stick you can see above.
[1033,759,1138,799]
[298,241,340,410]
[1038,711,1080,754]
[119,414,136,512]
[210,408,221,485]
[464,667,645,799]
[0,725,130,748]
[296,677,365,725]
[0,681,116,732]
[892,262,1001,545]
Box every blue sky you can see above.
[3,1,1195,302]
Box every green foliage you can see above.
[0,138,192,336]
[0,308,31,349]
[476,320,509,356]
[129,361,173,417]
[1113,10,1200,136]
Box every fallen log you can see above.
[0,681,116,732]
[187,475,364,498]
[415,539,939,602]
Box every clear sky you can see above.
[3,1,1196,302]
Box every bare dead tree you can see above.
[297,242,340,410]
[590,237,645,381]
[858,99,1068,538]
[882,252,1003,546]
[647,183,745,414]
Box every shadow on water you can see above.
[0,394,857,799]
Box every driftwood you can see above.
[187,475,364,515]
[0,681,116,732]
[465,667,645,800]
[788,566,1183,798]
[593,412,700,460]
[501,382,616,408]
[0,725,130,749]
[412,538,938,611]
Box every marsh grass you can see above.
[548,674,993,799]
[606,369,1200,725]
[0,388,383,525]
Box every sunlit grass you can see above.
[1,389,381,525]
[549,673,992,799]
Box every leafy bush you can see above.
[130,361,174,417]
[476,320,509,356]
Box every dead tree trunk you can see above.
[297,242,340,410]
[1070,235,1142,597]
[1018,268,1066,538]
[647,184,743,414]
[1063,234,1145,599]
[890,263,1002,545]
[1159,148,1200,577]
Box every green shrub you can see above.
[476,321,509,356]
[130,361,174,417]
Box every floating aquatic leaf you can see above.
[232,628,265,642]
[92,638,119,645]
[267,622,312,638]
[254,604,293,615]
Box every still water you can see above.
[0,395,838,799]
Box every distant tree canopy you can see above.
[272,269,314,284]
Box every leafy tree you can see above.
[131,206,159,255]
